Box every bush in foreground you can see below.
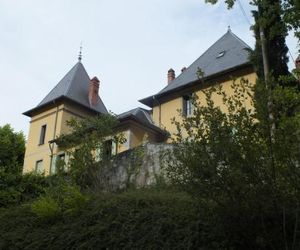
[0,189,203,250]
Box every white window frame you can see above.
[183,95,194,117]
[35,159,43,173]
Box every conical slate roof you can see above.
[24,62,108,116]
[139,29,252,107]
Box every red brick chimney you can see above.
[167,68,175,84]
[89,76,100,106]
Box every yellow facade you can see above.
[23,106,156,175]
[116,123,158,153]
[23,71,256,174]
[23,30,257,175]
[23,103,94,174]
[130,125,148,148]
[152,72,257,140]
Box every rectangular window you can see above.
[50,156,57,175]
[104,140,112,159]
[52,153,67,174]
[112,141,117,156]
[183,95,193,117]
[56,153,68,172]
[95,140,117,162]
[39,125,47,145]
[35,160,43,173]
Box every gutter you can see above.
[152,96,161,127]
[139,62,253,107]
[23,95,104,117]
[49,100,59,174]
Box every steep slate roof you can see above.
[118,107,154,123]
[139,29,252,107]
[117,107,167,135]
[24,62,108,116]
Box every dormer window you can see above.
[216,51,226,58]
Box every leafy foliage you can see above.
[31,182,89,219]
[31,196,60,219]
[205,0,300,53]
[0,124,25,174]
[0,124,49,208]
[0,189,203,250]
[55,114,125,188]
[206,0,300,33]
[0,171,60,208]
[166,76,300,249]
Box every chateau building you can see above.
[23,29,256,174]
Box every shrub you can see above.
[31,182,89,218]
[0,171,47,208]
[0,189,203,250]
[167,77,300,249]
[31,196,60,219]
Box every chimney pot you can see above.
[89,76,100,106]
[167,68,175,84]
[91,76,100,83]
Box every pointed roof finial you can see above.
[78,42,82,62]
[228,25,231,32]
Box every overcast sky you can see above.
[0,0,298,136]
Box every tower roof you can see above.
[139,30,252,107]
[24,62,108,117]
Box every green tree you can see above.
[205,0,300,81]
[28,114,126,221]
[205,0,300,41]
[166,78,300,249]
[0,124,49,207]
[251,0,289,80]
[55,114,125,188]
[0,124,25,174]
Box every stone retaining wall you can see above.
[93,143,173,191]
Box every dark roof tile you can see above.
[117,107,153,125]
[139,30,252,107]
[24,62,108,116]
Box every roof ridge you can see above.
[140,108,154,124]
[228,30,252,49]
[64,63,79,96]
[37,63,78,106]
[118,107,151,116]
[185,31,229,70]
[118,107,140,116]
